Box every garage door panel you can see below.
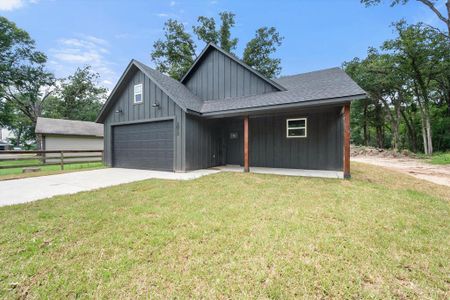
[112,120,174,171]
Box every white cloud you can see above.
[49,35,117,90]
[169,1,176,7]
[0,0,24,11]
[209,0,218,4]
[0,0,39,11]
[156,12,170,17]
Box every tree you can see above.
[2,103,34,148]
[218,12,238,53]
[193,11,238,53]
[243,27,284,78]
[0,17,47,88]
[151,19,197,80]
[383,21,442,154]
[45,66,107,121]
[361,0,450,37]
[152,12,284,80]
[0,17,55,149]
[345,19,450,153]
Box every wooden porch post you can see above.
[244,116,249,172]
[343,103,351,179]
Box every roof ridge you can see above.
[277,67,342,79]
[38,117,98,124]
[180,43,287,91]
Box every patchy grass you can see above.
[0,160,104,180]
[428,152,450,165]
[417,152,450,165]
[0,163,448,298]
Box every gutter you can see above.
[186,93,367,118]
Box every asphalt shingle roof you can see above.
[36,117,104,137]
[97,58,366,122]
[200,67,366,114]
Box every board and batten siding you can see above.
[185,107,343,171]
[184,48,278,101]
[103,68,186,171]
[185,116,223,171]
[249,107,343,171]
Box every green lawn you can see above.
[0,159,104,180]
[0,163,448,299]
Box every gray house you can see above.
[96,43,365,177]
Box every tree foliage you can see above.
[193,12,238,53]
[151,12,283,80]
[243,27,284,78]
[44,66,107,121]
[151,19,197,80]
[360,0,450,36]
[0,17,56,149]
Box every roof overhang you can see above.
[191,93,367,119]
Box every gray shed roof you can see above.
[36,117,104,137]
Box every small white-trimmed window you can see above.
[286,118,307,138]
[134,84,143,104]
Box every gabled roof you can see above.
[96,60,203,123]
[180,43,287,92]
[36,117,103,137]
[96,46,366,122]
[199,68,366,115]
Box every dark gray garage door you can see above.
[112,120,174,171]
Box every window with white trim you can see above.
[286,118,307,138]
[134,84,143,104]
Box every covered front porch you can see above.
[184,104,351,178]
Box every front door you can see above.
[225,119,243,166]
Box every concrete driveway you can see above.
[0,168,218,207]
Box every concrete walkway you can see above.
[1,166,343,207]
[0,168,218,207]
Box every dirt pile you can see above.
[351,145,416,158]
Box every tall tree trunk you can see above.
[420,115,429,154]
[400,109,418,152]
[425,112,433,154]
[417,101,433,154]
[412,77,434,154]
[363,102,368,146]
[379,95,401,151]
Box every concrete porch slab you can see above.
[213,165,344,179]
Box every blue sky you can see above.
[0,0,445,90]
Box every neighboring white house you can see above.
[35,117,103,162]
[0,127,13,150]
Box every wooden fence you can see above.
[0,150,103,171]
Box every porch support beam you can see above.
[244,116,249,172]
[343,103,351,179]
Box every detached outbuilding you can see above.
[96,43,366,178]
[35,117,103,157]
